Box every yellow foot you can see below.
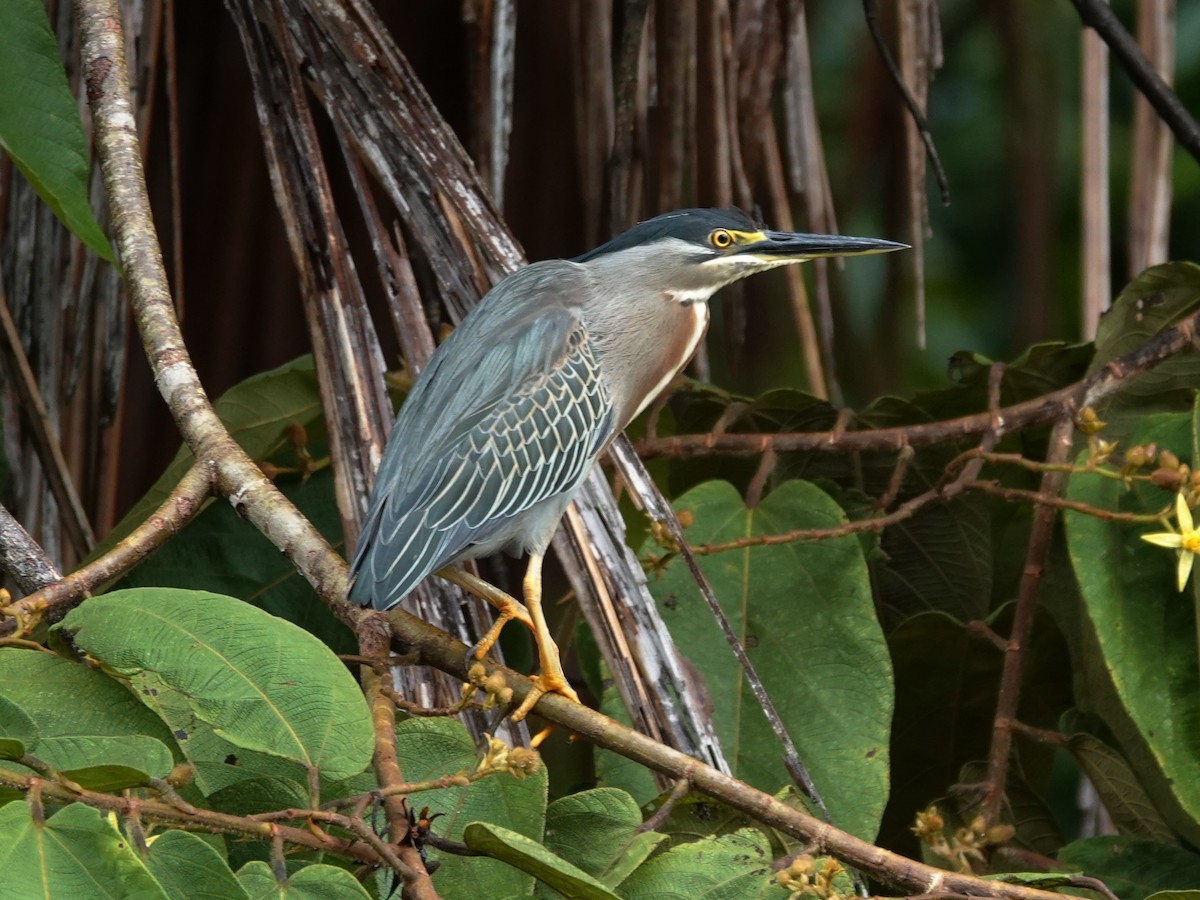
[510,670,581,722]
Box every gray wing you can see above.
[349,261,616,611]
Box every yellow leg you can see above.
[510,553,580,721]
[437,566,535,660]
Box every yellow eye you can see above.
[710,229,733,249]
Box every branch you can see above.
[75,0,362,632]
[0,764,388,866]
[0,462,213,633]
[1068,0,1200,165]
[0,505,60,595]
[385,607,1068,899]
[979,417,1075,825]
[358,619,439,898]
[636,307,1200,460]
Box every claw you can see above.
[510,671,581,722]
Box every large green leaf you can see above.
[1057,837,1200,900]
[102,357,351,651]
[236,861,371,899]
[644,479,892,840]
[394,717,547,899]
[1064,411,1200,842]
[540,788,667,891]
[0,803,165,899]
[617,827,789,899]
[97,357,324,554]
[57,589,372,782]
[124,665,312,798]
[116,467,352,654]
[145,831,248,900]
[1089,263,1200,424]
[464,822,619,899]
[0,0,114,261]
[0,648,175,789]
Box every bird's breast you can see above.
[610,298,710,427]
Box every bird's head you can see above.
[574,208,906,303]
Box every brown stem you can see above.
[0,264,95,557]
[384,606,1068,900]
[0,765,388,866]
[358,617,438,899]
[636,306,1200,460]
[75,0,361,631]
[979,416,1075,825]
[1,462,214,633]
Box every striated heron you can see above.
[349,208,905,719]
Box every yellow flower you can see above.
[1141,493,1200,592]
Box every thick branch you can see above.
[75,0,362,631]
[386,607,1067,899]
[0,462,213,633]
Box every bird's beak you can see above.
[741,231,908,260]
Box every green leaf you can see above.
[0,802,166,899]
[1089,263,1200,422]
[1147,893,1200,900]
[56,589,372,781]
[644,479,892,839]
[1065,411,1200,843]
[127,666,311,797]
[236,861,371,899]
[99,357,351,652]
[0,695,37,760]
[464,822,620,899]
[0,0,114,261]
[116,466,352,654]
[541,788,667,890]
[985,872,1085,888]
[394,717,547,899]
[97,357,324,553]
[1058,837,1200,900]
[0,648,176,788]
[617,827,789,899]
[1067,733,1176,844]
[145,831,248,900]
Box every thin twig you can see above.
[979,417,1075,825]
[0,462,214,634]
[0,263,96,557]
[637,305,1200,460]
[862,0,951,205]
[1068,0,1200,165]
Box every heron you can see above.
[349,207,904,720]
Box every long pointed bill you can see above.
[741,231,908,261]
